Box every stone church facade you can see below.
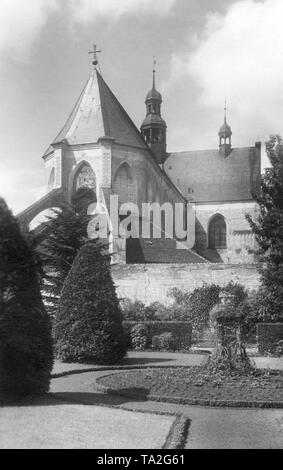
[18,65,261,267]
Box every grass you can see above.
[0,399,175,449]
[97,367,283,405]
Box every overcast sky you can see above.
[0,0,281,213]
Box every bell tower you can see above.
[141,62,167,165]
[219,103,232,157]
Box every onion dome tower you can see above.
[141,62,167,165]
[219,103,232,157]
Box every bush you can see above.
[0,198,54,398]
[152,333,177,352]
[222,282,248,307]
[130,324,149,351]
[124,321,192,351]
[120,299,173,322]
[167,282,248,342]
[55,241,126,364]
[257,323,283,356]
[168,284,221,341]
[274,340,283,357]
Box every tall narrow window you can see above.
[209,215,227,249]
[48,168,55,191]
[113,163,136,205]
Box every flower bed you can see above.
[97,367,283,407]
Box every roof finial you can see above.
[224,99,227,123]
[153,57,157,89]
[88,44,102,69]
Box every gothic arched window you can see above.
[48,168,55,191]
[113,163,136,205]
[209,214,227,249]
[75,165,97,193]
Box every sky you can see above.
[0,0,282,214]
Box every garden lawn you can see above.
[0,400,175,449]
[97,367,283,405]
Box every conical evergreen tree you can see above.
[0,198,53,398]
[39,203,90,316]
[247,135,283,319]
[54,240,126,364]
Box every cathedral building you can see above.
[18,59,261,266]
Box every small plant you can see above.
[130,324,149,351]
[152,332,177,351]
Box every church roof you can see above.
[219,117,232,137]
[165,146,261,203]
[146,87,162,102]
[43,69,148,157]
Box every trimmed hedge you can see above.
[123,321,192,351]
[0,198,54,398]
[257,323,283,356]
[55,241,127,364]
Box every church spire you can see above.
[141,60,167,165]
[219,101,232,157]
[152,58,157,89]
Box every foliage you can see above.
[151,333,177,352]
[54,240,126,364]
[39,202,90,317]
[121,282,247,344]
[274,340,283,357]
[0,198,54,398]
[257,323,283,356]
[208,300,253,375]
[124,321,192,351]
[120,299,171,322]
[167,284,221,341]
[130,324,149,351]
[247,135,283,319]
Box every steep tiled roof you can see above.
[43,70,148,157]
[165,147,261,203]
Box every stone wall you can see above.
[112,263,260,306]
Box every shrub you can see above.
[274,340,283,357]
[152,333,177,352]
[55,241,126,364]
[120,299,146,321]
[167,282,248,342]
[222,282,248,307]
[168,284,221,341]
[130,324,149,351]
[257,323,283,356]
[0,198,54,398]
[124,321,192,351]
[120,299,173,322]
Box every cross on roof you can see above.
[88,44,102,68]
